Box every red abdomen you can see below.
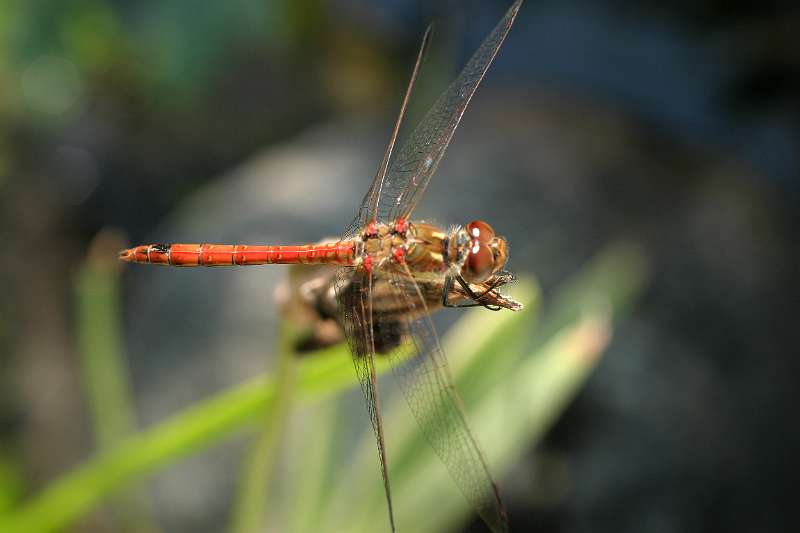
[119,242,355,267]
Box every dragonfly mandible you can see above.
[120,1,524,531]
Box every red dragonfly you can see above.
[120,1,523,531]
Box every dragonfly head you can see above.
[461,220,508,284]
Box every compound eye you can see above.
[465,241,495,283]
[466,220,495,244]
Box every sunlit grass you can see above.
[0,242,648,533]
[0,452,22,516]
[229,324,301,533]
[0,339,391,533]
[74,230,160,533]
[76,231,136,451]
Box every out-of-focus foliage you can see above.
[0,244,647,533]
[1,1,797,532]
[0,1,303,113]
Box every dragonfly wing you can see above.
[343,26,433,239]
[386,264,508,533]
[379,0,523,223]
[334,266,397,532]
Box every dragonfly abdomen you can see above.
[119,242,356,266]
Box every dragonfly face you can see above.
[460,220,508,284]
[400,219,507,284]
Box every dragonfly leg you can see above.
[442,275,456,307]
[442,275,481,308]
[442,275,504,311]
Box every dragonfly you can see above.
[120,1,523,531]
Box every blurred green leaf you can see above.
[0,242,648,533]
[76,232,135,450]
[229,324,299,533]
[75,230,162,533]
[0,451,23,516]
[0,337,377,533]
[60,1,126,72]
[318,243,648,533]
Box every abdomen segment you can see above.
[119,242,355,267]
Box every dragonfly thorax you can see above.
[355,219,508,285]
[357,221,406,272]
[358,220,450,274]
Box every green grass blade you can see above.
[337,243,649,533]
[1,242,648,533]
[76,233,135,448]
[229,324,299,533]
[0,337,385,533]
[75,230,162,533]
[0,452,23,517]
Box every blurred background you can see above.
[1,0,798,532]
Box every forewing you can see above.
[334,266,396,531]
[343,26,432,239]
[379,0,523,223]
[387,264,508,533]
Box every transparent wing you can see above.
[333,266,396,532]
[379,0,523,223]
[344,0,522,236]
[343,26,432,239]
[386,264,508,533]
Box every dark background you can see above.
[1,1,798,532]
